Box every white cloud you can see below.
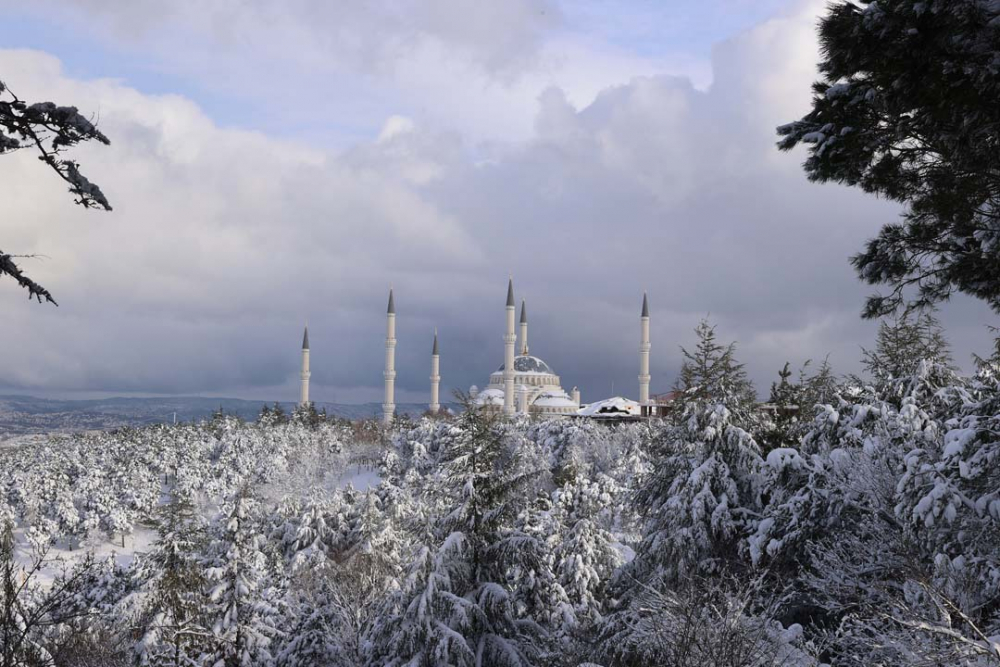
[17,0,703,145]
[0,48,482,399]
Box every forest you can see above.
[3,312,1000,666]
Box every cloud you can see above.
[34,0,562,76]
[14,0,698,145]
[0,49,482,400]
[0,0,994,406]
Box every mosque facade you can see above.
[469,280,581,417]
[298,279,654,423]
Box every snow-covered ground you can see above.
[335,464,381,490]
[10,450,381,586]
[13,524,158,586]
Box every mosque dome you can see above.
[496,355,555,375]
[481,349,577,416]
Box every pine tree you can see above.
[972,327,1000,371]
[551,476,624,627]
[890,360,1000,650]
[203,485,281,666]
[761,362,801,452]
[778,0,1000,318]
[862,309,953,380]
[633,403,763,583]
[601,382,766,663]
[367,406,548,666]
[280,490,407,666]
[278,565,344,667]
[673,319,757,427]
[292,403,322,428]
[134,490,210,666]
[859,308,958,407]
[769,362,796,406]
[271,403,288,425]
[0,79,112,304]
[258,404,273,426]
[800,355,838,409]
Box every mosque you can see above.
[297,278,657,423]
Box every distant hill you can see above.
[0,395,448,437]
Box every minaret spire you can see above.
[503,278,516,415]
[519,299,529,356]
[383,288,397,425]
[300,325,311,407]
[639,292,651,405]
[429,329,441,414]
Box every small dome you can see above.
[496,355,555,375]
[476,387,505,405]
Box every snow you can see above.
[533,391,577,408]
[494,355,556,374]
[748,518,775,565]
[613,542,636,564]
[825,82,851,98]
[475,387,505,405]
[577,396,640,417]
[7,344,1000,664]
[335,464,381,490]
[943,427,976,458]
[13,523,158,587]
[765,448,804,471]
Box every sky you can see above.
[0,0,995,405]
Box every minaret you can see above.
[383,289,396,425]
[503,278,516,415]
[429,330,440,414]
[639,292,651,404]
[300,326,311,407]
[519,299,529,356]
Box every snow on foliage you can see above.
[5,319,1000,664]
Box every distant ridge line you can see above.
[0,394,457,437]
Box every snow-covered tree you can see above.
[133,490,210,666]
[367,407,548,666]
[0,78,111,304]
[761,362,803,452]
[858,309,958,406]
[631,403,764,584]
[799,356,838,410]
[888,361,1000,661]
[778,0,1000,318]
[673,319,758,428]
[600,574,817,667]
[603,351,766,664]
[551,476,624,628]
[280,490,408,666]
[0,513,125,666]
[203,485,282,667]
[278,562,347,667]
